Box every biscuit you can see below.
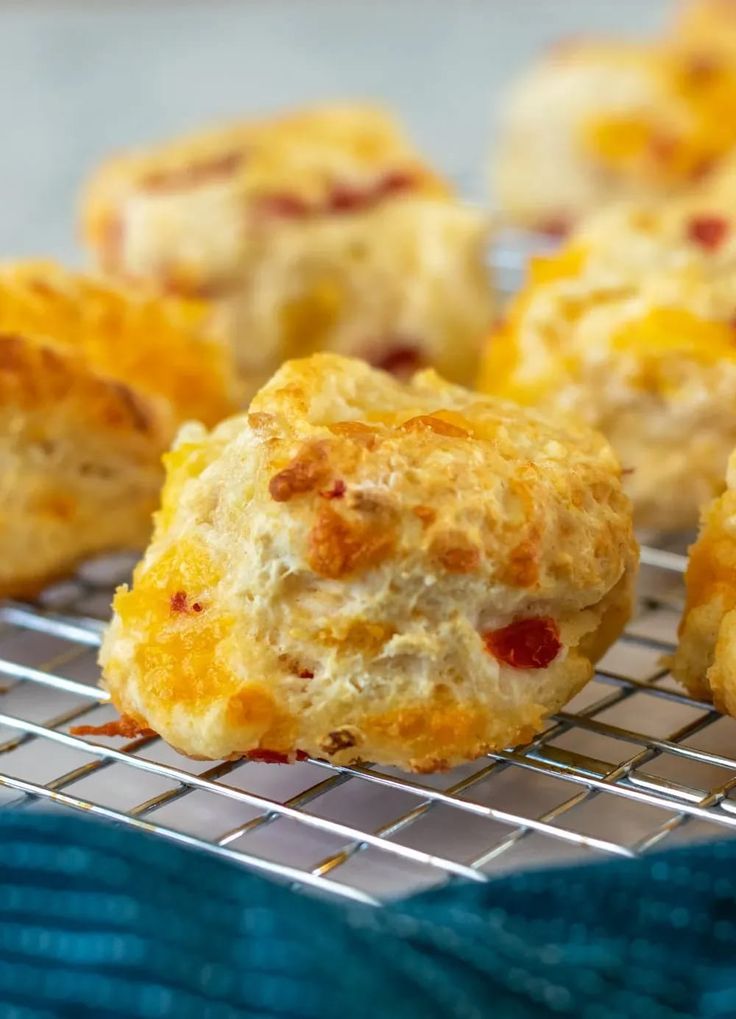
[492,38,736,230]
[98,353,637,771]
[0,261,238,596]
[672,449,736,711]
[81,104,493,390]
[478,200,736,532]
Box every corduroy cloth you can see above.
[0,812,735,1018]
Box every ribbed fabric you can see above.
[0,812,735,1018]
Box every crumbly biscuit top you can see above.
[131,353,632,619]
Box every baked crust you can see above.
[100,353,637,771]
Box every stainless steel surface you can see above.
[2,542,736,905]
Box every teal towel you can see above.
[0,812,734,1018]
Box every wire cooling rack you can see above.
[3,540,736,906]
[1,237,732,905]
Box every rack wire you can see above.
[3,541,736,906]
[2,238,733,905]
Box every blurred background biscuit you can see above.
[82,104,494,392]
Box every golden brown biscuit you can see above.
[478,200,736,532]
[81,104,494,390]
[672,449,736,711]
[492,38,736,230]
[98,353,637,771]
[0,261,238,596]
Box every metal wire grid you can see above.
[2,544,736,905]
[0,237,728,905]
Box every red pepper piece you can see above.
[326,185,365,213]
[256,193,311,218]
[372,344,424,377]
[247,749,289,763]
[687,214,729,251]
[319,479,346,500]
[377,170,415,196]
[246,749,309,764]
[71,715,155,739]
[484,617,561,669]
[536,216,570,240]
[170,591,204,615]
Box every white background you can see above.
[1,0,669,261]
